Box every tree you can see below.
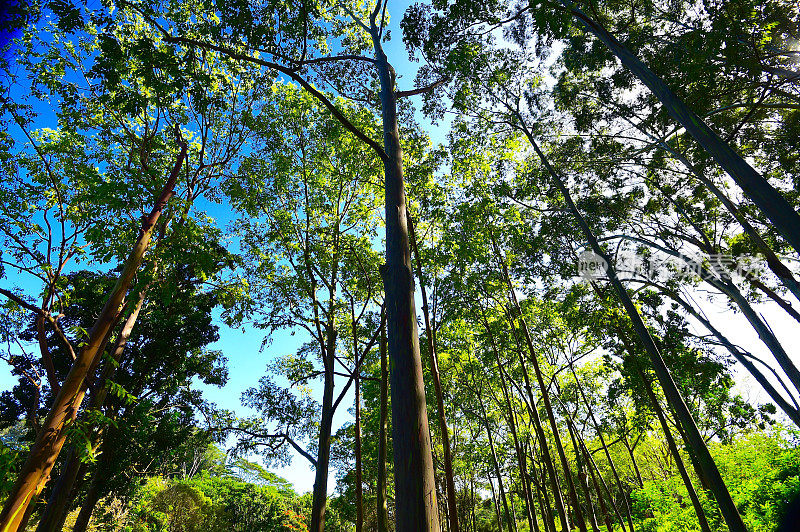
[221,82,385,531]
[0,3,252,525]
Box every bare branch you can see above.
[397,77,449,98]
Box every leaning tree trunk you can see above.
[371,23,440,532]
[36,285,150,532]
[0,136,186,532]
[488,475,504,532]
[563,409,600,532]
[568,362,636,532]
[512,409,539,532]
[632,363,711,532]
[576,426,629,532]
[482,313,569,532]
[70,469,103,532]
[475,388,515,532]
[503,322,571,532]
[580,438,615,532]
[519,126,746,532]
[483,322,538,532]
[526,443,556,532]
[494,241,587,532]
[620,110,800,303]
[620,233,800,399]
[653,283,800,426]
[565,3,800,256]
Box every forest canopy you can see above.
[0,0,799,530]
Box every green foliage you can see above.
[121,473,308,532]
[631,429,800,531]
[716,430,800,530]
[0,425,27,500]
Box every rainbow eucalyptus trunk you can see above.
[0,136,186,532]
[36,287,149,532]
[370,21,440,532]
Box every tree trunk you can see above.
[489,475,504,532]
[568,363,635,532]
[34,449,81,532]
[611,231,800,399]
[476,390,515,532]
[716,277,800,397]
[633,364,711,532]
[577,435,630,532]
[564,414,599,532]
[371,24,440,532]
[350,298,364,532]
[653,284,800,426]
[526,445,556,532]
[565,4,800,256]
[72,430,121,532]
[631,116,800,303]
[620,433,644,490]
[377,323,390,532]
[483,323,536,532]
[510,410,538,532]
[494,242,586,532]
[670,413,712,492]
[520,128,746,532]
[508,335,571,532]
[408,213,460,532]
[310,322,337,532]
[36,287,149,532]
[581,439,614,532]
[0,138,186,532]
[71,475,102,532]
[355,373,363,532]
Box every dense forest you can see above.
[1,0,799,530]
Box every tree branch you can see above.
[131,9,388,161]
[220,425,318,467]
[397,77,449,98]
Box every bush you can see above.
[121,474,308,532]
